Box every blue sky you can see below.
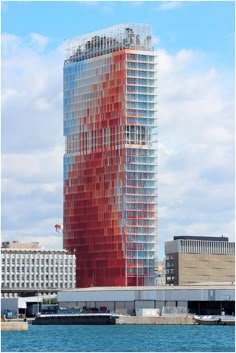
[2,1,235,67]
[1,0,235,260]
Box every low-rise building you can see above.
[57,284,235,316]
[165,235,235,285]
[1,241,76,296]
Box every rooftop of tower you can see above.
[65,23,153,64]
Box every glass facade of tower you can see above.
[63,24,158,287]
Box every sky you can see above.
[1,0,235,260]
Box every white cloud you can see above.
[156,48,234,258]
[1,33,64,249]
[158,1,183,11]
[152,35,160,46]
[203,127,233,144]
[79,0,114,14]
[2,145,63,182]
[30,33,49,52]
[2,34,64,153]
[159,220,235,246]
[34,97,53,111]
[1,229,63,251]
[157,48,196,75]
[1,34,21,55]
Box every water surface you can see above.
[1,324,235,352]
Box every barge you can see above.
[32,312,120,325]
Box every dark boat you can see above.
[32,312,121,325]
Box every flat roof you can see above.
[57,284,235,303]
[59,283,235,292]
[173,235,229,242]
[1,249,69,253]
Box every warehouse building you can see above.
[1,296,43,317]
[57,284,235,316]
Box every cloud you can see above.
[30,33,49,52]
[158,1,183,11]
[1,33,64,248]
[1,228,63,250]
[152,35,160,46]
[2,146,63,182]
[101,4,114,14]
[157,48,235,256]
[1,33,21,55]
[79,0,114,14]
[2,33,64,153]
[203,127,233,144]
[1,147,64,233]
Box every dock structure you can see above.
[1,321,28,331]
[116,316,194,325]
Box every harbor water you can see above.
[1,324,235,352]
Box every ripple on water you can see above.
[1,324,235,352]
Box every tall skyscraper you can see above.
[63,24,158,287]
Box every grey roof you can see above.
[173,235,229,242]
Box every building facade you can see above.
[1,241,76,292]
[165,236,235,285]
[63,24,158,287]
[57,284,235,316]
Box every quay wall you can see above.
[1,321,28,331]
[116,316,194,325]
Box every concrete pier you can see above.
[1,321,29,331]
[116,316,194,325]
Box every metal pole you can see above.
[125,240,127,287]
[37,290,39,314]
[136,247,138,287]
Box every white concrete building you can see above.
[1,241,76,294]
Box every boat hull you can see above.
[32,313,117,325]
[194,316,235,326]
[194,318,220,325]
[219,320,235,326]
